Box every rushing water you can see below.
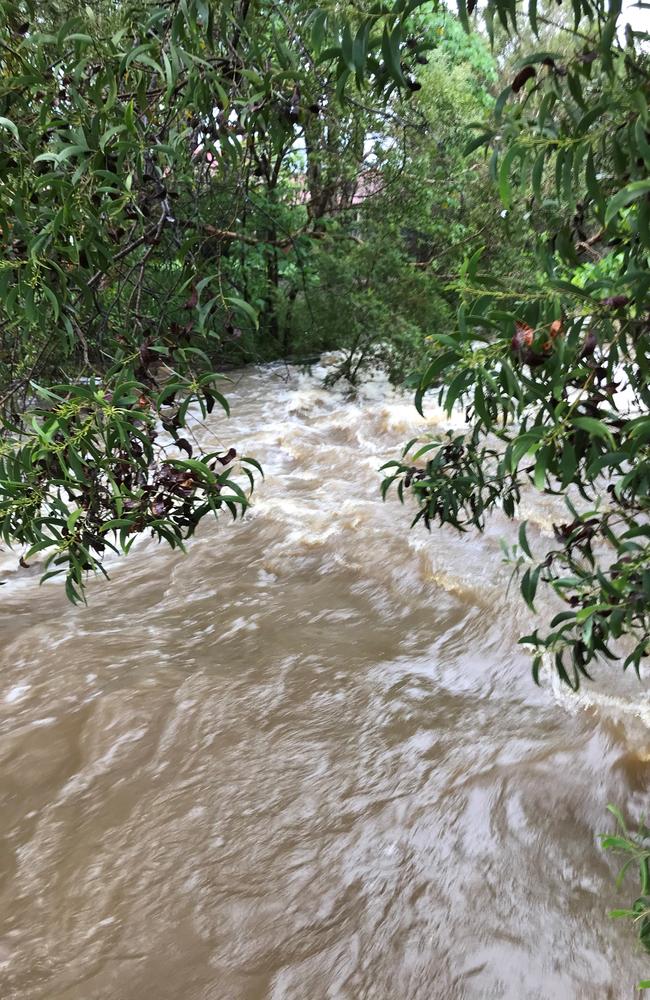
[0,358,649,999]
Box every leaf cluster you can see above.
[383,0,650,685]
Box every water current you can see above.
[0,357,649,999]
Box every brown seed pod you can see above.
[512,66,536,93]
[602,295,629,309]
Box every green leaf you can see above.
[585,147,602,207]
[572,416,615,445]
[352,21,370,79]
[494,85,512,124]
[101,518,137,532]
[515,51,561,67]
[381,25,406,86]
[575,603,612,622]
[605,180,650,225]
[464,131,493,156]
[311,11,327,53]
[241,456,264,478]
[66,508,84,532]
[518,521,533,559]
[635,116,650,166]
[99,125,126,151]
[24,538,58,561]
[531,148,546,202]
[499,145,522,208]
[0,117,20,143]
[534,450,547,490]
[341,24,355,72]
[225,296,259,329]
[335,66,351,102]
[638,198,650,250]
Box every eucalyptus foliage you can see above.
[383,0,650,687]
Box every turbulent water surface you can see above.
[0,359,649,999]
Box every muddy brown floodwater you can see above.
[0,359,649,999]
